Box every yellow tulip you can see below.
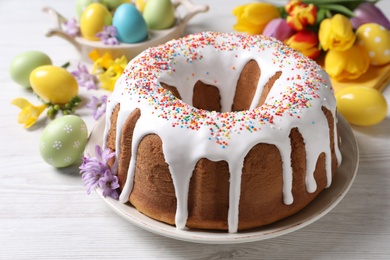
[233,3,280,35]
[319,14,356,51]
[11,98,47,128]
[324,44,370,81]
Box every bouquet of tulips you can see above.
[233,0,390,81]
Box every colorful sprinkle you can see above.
[113,32,329,147]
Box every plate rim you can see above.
[86,113,359,244]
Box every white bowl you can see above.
[43,0,208,62]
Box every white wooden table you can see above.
[1,0,389,259]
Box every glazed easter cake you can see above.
[103,31,342,232]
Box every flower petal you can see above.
[11,98,31,109]
[325,44,370,81]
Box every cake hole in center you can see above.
[160,60,282,113]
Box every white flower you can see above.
[73,140,81,148]
[53,141,62,150]
[64,124,73,133]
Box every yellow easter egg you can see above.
[80,3,112,41]
[356,23,390,66]
[30,65,78,104]
[336,86,388,126]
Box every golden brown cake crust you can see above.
[106,53,339,231]
[106,105,338,231]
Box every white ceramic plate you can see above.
[85,114,359,244]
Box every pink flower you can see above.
[262,18,295,42]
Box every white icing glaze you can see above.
[103,32,342,233]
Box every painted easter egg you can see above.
[135,0,147,13]
[103,0,130,11]
[112,3,148,43]
[336,86,388,126]
[75,0,105,20]
[39,115,88,168]
[30,65,78,104]
[356,23,390,66]
[80,3,112,41]
[9,51,52,88]
[143,0,175,30]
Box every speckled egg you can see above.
[113,3,148,43]
[9,51,52,88]
[40,115,88,168]
[336,86,388,126]
[143,0,175,30]
[80,3,112,41]
[356,23,390,66]
[30,65,78,104]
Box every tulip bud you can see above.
[286,31,321,59]
[319,14,356,52]
[324,44,370,81]
[350,3,390,30]
[262,18,295,42]
[286,3,317,31]
[233,3,280,35]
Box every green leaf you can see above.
[316,4,356,17]
[302,0,375,4]
[316,8,327,24]
[302,0,380,9]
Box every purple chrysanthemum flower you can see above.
[79,145,118,199]
[86,95,108,120]
[64,18,80,37]
[71,63,99,90]
[96,26,119,45]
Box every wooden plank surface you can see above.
[1,0,389,259]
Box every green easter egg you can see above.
[9,51,52,88]
[104,0,130,11]
[39,115,88,168]
[143,0,175,30]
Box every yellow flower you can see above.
[92,53,115,74]
[11,98,47,128]
[96,55,128,91]
[324,44,370,81]
[233,3,280,35]
[319,14,356,51]
[89,50,128,91]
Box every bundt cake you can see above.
[103,32,342,233]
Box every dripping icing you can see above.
[103,32,342,233]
